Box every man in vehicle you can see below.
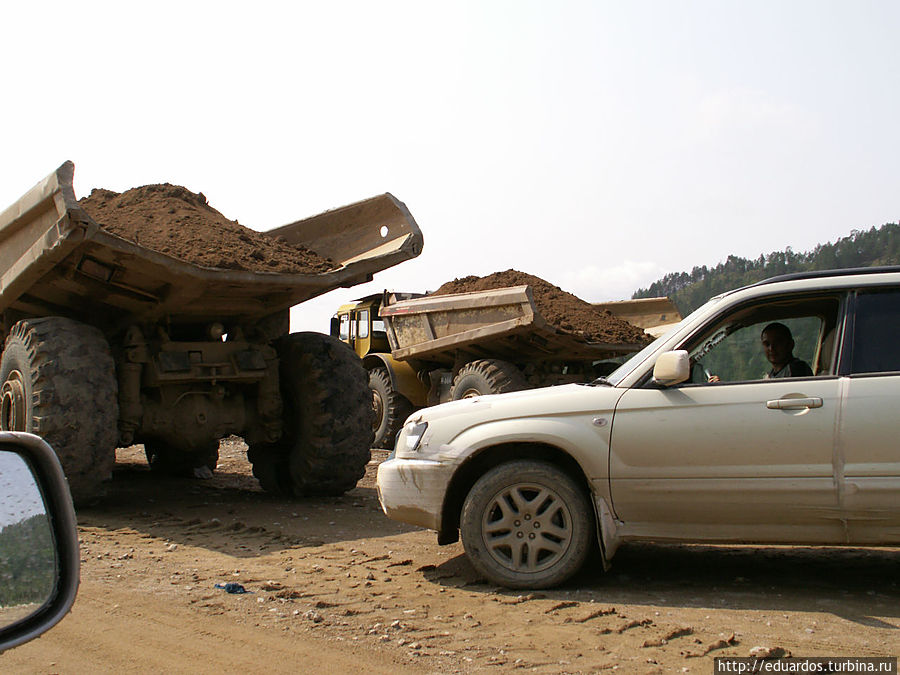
[760,322,813,378]
[705,321,814,382]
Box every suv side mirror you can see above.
[0,432,79,653]
[652,350,691,386]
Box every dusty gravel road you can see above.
[4,439,898,674]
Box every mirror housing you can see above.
[652,350,691,387]
[0,432,79,653]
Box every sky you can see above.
[2,1,898,332]
[0,452,45,529]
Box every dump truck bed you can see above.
[379,285,645,365]
[594,296,683,338]
[0,162,423,326]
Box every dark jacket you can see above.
[767,357,813,378]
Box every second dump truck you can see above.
[0,162,423,503]
[334,287,673,448]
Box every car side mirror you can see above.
[0,432,79,653]
[652,350,691,386]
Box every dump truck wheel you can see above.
[144,441,219,477]
[369,367,414,449]
[249,332,373,497]
[450,359,527,399]
[0,317,118,504]
[251,309,290,342]
[247,445,292,494]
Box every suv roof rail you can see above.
[747,265,900,289]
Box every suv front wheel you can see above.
[460,460,594,588]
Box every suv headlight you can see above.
[402,420,428,453]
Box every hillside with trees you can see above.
[0,513,55,607]
[633,222,900,315]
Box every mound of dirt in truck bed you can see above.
[431,269,650,344]
[79,184,338,274]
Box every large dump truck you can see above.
[333,286,649,448]
[0,162,423,503]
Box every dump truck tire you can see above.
[251,309,290,342]
[0,317,118,504]
[144,441,219,477]
[369,367,414,449]
[247,445,292,494]
[450,359,527,399]
[249,332,373,497]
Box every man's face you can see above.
[761,329,793,367]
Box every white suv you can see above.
[376,267,900,588]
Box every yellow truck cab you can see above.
[332,295,391,359]
[331,294,428,449]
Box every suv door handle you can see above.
[766,397,823,410]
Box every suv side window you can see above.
[849,289,900,374]
[698,316,821,381]
[680,296,840,384]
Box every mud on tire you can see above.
[249,332,373,497]
[0,317,118,504]
[450,359,527,399]
[369,367,414,450]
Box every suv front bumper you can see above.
[376,456,454,532]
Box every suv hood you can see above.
[410,382,623,439]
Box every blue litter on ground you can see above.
[214,582,252,594]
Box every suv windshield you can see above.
[603,297,721,386]
[604,325,675,385]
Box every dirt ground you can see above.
[5,440,898,674]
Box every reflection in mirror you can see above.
[0,451,57,631]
